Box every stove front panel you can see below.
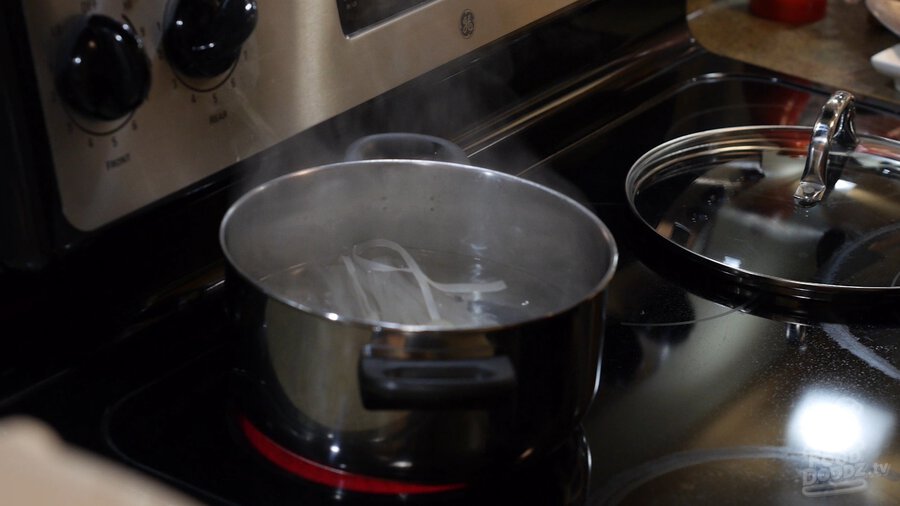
[21,0,583,230]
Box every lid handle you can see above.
[793,90,860,206]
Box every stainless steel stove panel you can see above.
[21,0,582,230]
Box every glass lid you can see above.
[626,91,900,296]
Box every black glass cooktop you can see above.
[102,346,591,505]
[4,67,900,505]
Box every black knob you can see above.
[55,15,151,121]
[163,0,258,78]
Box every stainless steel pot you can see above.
[220,159,617,485]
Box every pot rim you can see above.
[625,124,900,297]
[221,159,619,333]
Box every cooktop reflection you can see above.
[584,250,900,505]
[102,347,591,506]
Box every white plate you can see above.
[867,0,900,36]
[871,43,900,91]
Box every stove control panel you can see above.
[21,0,581,231]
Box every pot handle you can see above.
[358,355,517,410]
[344,133,470,164]
[793,90,859,206]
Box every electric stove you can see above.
[2,1,900,504]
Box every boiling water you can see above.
[258,240,565,328]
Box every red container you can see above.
[749,0,827,24]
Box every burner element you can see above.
[238,416,467,495]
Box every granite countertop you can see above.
[687,0,900,106]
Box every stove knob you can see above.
[55,15,151,121]
[163,0,258,78]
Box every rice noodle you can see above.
[341,239,508,325]
[340,255,377,320]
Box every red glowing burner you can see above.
[239,416,467,495]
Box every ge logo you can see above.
[460,9,475,38]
